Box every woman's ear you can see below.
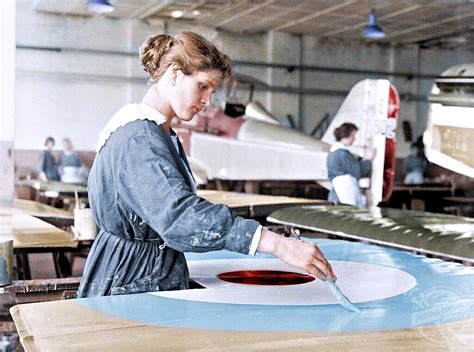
[169,64,182,77]
[168,64,183,85]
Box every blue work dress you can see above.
[78,119,259,297]
[37,150,60,181]
[327,148,371,204]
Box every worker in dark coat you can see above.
[78,31,336,298]
[327,123,374,206]
[37,136,60,182]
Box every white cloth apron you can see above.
[332,174,365,207]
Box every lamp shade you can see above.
[362,10,385,39]
[87,0,114,13]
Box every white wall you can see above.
[14,1,473,157]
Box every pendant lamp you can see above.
[362,9,385,39]
[87,0,114,14]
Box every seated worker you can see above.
[327,123,375,207]
[403,142,427,185]
[37,136,60,182]
[58,138,84,183]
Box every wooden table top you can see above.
[10,239,474,351]
[0,204,76,249]
[10,199,74,220]
[197,190,328,217]
[16,179,87,195]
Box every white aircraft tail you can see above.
[322,79,399,204]
[245,101,280,125]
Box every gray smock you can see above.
[58,152,82,168]
[327,148,371,204]
[77,119,259,297]
[403,155,426,175]
[37,150,60,181]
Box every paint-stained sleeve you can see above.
[115,127,260,255]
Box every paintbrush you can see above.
[289,228,361,313]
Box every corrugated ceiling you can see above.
[33,0,474,50]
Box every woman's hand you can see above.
[257,228,337,281]
[365,148,377,161]
[39,172,49,182]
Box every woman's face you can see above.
[342,129,357,146]
[171,69,222,121]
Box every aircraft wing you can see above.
[267,205,474,263]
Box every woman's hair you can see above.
[139,31,232,84]
[334,123,358,141]
[44,136,55,146]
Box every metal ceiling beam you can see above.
[236,1,321,33]
[16,69,427,101]
[165,0,207,24]
[397,26,473,46]
[368,10,474,43]
[214,0,275,27]
[232,60,442,80]
[196,0,249,24]
[130,0,175,20]
[17,44,448,80]
[316,4,422,38]
[271,0,357,31]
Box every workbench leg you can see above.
[15,253,31,280]
[53,252,72,278]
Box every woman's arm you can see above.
[115,125,259,255]
[257,228,336,281]
[112,122,336,281]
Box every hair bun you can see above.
[139,34,174,79]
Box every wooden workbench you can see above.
[0,206,76,250]
[387,184,454,212]
[0,203,77,279]
[15,180,87,196]
[10,239,474,351]
[197,190,327,218]
[10,301,474,351]
[10,199,73,219]
[7,199,74,228]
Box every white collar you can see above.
[96,103,167,153]
[330,141,348,152]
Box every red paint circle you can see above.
[217,270,315,286]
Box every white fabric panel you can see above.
[153,258,417,305]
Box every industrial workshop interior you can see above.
[0,0,473,350]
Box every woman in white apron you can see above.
[327,123,374,207]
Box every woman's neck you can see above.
[141,83,174,132]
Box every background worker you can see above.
[327,123,375,207]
